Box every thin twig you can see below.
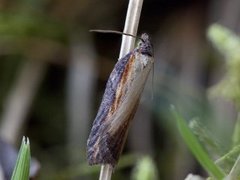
[99,0,144,179]
[99,164,113,180]
[119,0,144,59]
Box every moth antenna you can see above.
[151,62,155,100]
[89,29,139,39]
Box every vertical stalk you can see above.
[99,0,144,179]
[99,164,113,180]
[119,0,144,59]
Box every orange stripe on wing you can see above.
[108,54,136,116]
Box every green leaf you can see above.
[171,106,225,179]
[189,119,224,158]
[11,136,31,180]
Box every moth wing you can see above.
[87,53,134,166]
[87,53,153,167]
[109,55,153,132]
[88,101,139,166]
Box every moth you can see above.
[87,33,154,167]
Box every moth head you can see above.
[138,33,153,57]
[89,30,153,57]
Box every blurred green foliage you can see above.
[172,107,225,179]
[208,24,240,108]
[0,13,67,43]
[131,156,159,180]
[171,24,240,179]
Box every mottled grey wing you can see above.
[87,52,133,165]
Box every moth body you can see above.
[87,33,154,167]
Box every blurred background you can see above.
[0,0,239,179]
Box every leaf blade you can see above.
[11,136,31,180]
[171,106,225,179]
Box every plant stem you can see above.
[99,165,113,180]
[99,0,144,179]
[119,0,144,59]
